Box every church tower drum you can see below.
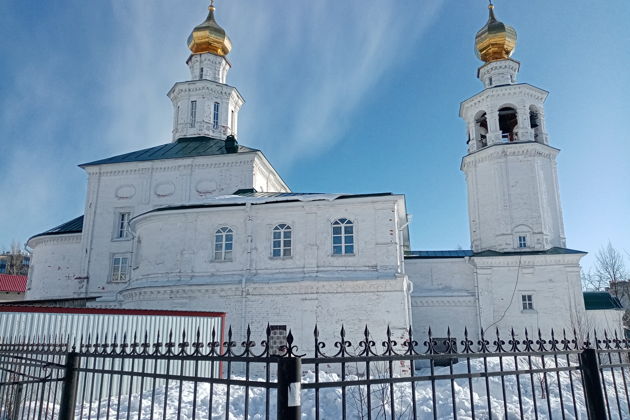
[460,4,566,253]
[168,1,244,141]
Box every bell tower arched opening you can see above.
[474,111,488,149]
[529,105,543,143]
[498,107,518,142]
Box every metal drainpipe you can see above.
[467,256,484,334]
[241,202,253,337]
[84,169,103,297]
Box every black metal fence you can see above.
[0,325,629,419]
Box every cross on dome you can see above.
[188,0,232,56]
[475,2,517,63]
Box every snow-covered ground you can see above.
[8,356,630,419]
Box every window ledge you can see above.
[112,237,132,242]
[521,309,537,314]
[331,253,356,257]
[269,256,293,260]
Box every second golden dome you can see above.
[475,5,517,63]
[188,4,232,56]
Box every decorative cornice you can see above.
[471,253,584,267]
[118,277,407,302]
[460,84,548,117]
[411,295,476,307]
[28,233,82,248]
[85,155,257,177]
[461,142,559,170]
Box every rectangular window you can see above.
[522,294,534,310]
[213,102,220,129]
[518,235,527,248]
[231,110,235,133]
[199,67,204,80]
[190,100,197,128]
[268,325,287,356]
[175,106,179,128]
[111,255,130,283]
[0,260,6,273]
[115,212,131,239]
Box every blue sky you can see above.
[0,0,628,270]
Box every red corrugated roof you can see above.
[0,275,27,293]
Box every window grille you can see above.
[116,212,131,239]
[272,224,292,257]
[111,255,130,283]
[190,100,197,128]
[332,218,354,255]
[213,102,220,129]
[518,235,527,248]
[214,227,233,261]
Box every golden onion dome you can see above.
[187,2,232,56]
[475,4,517,63]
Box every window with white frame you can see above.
[272,224,292,258]
[522,294,534,310]
[111,255,130,283]
[190,100,197,128]
[518,235,527,248]
[332,218,354,255]
[213,102,220,129]
[115,212,131,239]
[214,227,233,261]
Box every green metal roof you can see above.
[143,192,394,215]
[405,247,586,260]
[473,247,586,257]
[406,250,474,259]
[583,292,624,310]
[29,215,84,241]
[80,136,258,167]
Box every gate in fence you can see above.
[1,325,629,419]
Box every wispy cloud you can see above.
[0,0,444,246]
[99,0,445,160]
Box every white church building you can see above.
[24,4,623,346]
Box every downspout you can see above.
[84,168,103,297]
[468,256,484,333]
[398,214,413,329]
[241,202,253,337]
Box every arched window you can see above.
[272,224,292,257]
[214,227,233,261]
[332,218,354,255]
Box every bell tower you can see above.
[460,4,566,253]
[167,1,244,141]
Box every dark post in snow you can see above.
[579,348,607,419]
[277,356,302,420]
[58,351,80,420]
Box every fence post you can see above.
[580,348,607,419]
[58,351,80,420]
[277,356,302,420]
